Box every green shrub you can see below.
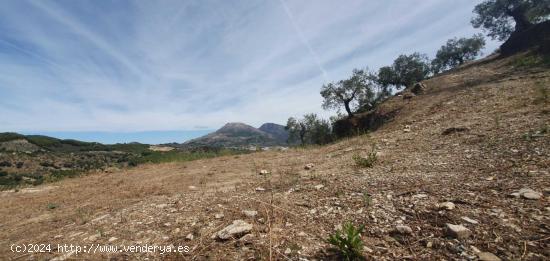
[353,150,377,168]
[328,222,365,261]
[47,203,58,210]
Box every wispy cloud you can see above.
[0,0,500,136]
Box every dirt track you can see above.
[1,53,549,260]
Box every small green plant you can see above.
[352,149,377,168]
[328,222,365,261]
[47,203,58,210]
[362,192,372,208]
[534,81,549,105]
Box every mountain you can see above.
[258,123,289,143]
[183,122,288,148]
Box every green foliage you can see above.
[352,147,377,168]
[377,53,430,89]
[129,149,245,165]
[471,0,550,41]
[431,34,486,73]
[327,222,365,261]
[286,114,333,145]
[320,69,379,117]
[362,192,372,208]
[511,54,550,68]
[47,169,81,182]
[0,132,26,142]
[47,203,58,210]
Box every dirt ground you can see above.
[0,52,549,260]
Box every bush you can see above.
[327,222,365,261]
[353,150,377,168]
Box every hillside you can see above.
[0,52,549,260]
[183,122,289,148]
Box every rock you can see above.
[188,186,197,190]
[215,213,225,219]
[239,233,254,243]
[298,232,307,237]
[255,187,266,192]
[478,252,501,261]
[363,246,374,253]
[426,241,433,248]
[284,248,291,255]
[446,224,471,239]
[403,125,412,132]
[214,220,253,240]
[395,225,413,234]
[522,192,541,200]
[438,202,455,210]
[304,163,314,170]
[186,233,194,240]
[108,237,117,242]
[411,82,426,94]
[517,188,542,200]
[243,210,258,217]
[461,216,479,224]
[259,169,269,175]
[172,228,181,234]
[314,184,324,190]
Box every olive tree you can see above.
[285,114,332,145]
[471,0,550,41]
[431,34,486,74]
[377,53,430,90]
[320,69,377,118]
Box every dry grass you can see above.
[1,52,549,260]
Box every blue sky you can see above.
[0,0,499,144]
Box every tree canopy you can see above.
[377,53,430,90]
[471,0,550,41]
[320,69,378,118]
[431,34,486,74]
[286,114,332,145]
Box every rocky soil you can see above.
[0,52,549,260]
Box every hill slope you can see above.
[183,122,288,147]
[0,52,549,260]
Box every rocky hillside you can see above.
[184,122,289,148]
[258,123,289,144]
[0,52,549,260]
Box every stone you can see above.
[426,241,433,248]
[243,210,258,217]
[438,202,455,210]
[188,186,197,190]
[446,224,471,239]
[284,248,292,255]
[215,213,224,219]
[108,237,117,242]
[461,216,479,224]
[304,163,314,170]
[214,220,253,240]
[255,187,266,192]
[186,233,194,240]
[522,192,541,200]
[395,225,413,234]
[259,169,269,175]
[478,252,501,261]
[517,188,542,199]
[314,184,324,190]
[411,82,426,95]
[298,232,307,237]
[172,228,181,234]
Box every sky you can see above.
[0,0,500,144]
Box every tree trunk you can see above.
[299,124,306,145]
[344,100,353,118]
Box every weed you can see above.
[352,148,377,168]
[327,222,365,261]
[362,192,372,208]
[47,203,58,210]
[534,81,549,105]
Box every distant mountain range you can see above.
[182,122,289,148]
